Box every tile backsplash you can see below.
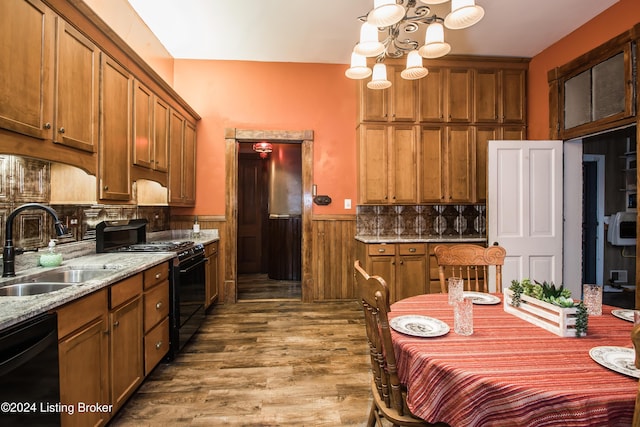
[356,204,486,238]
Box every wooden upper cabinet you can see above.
[169,111,196,206]
[502,69,526,123]
[446,68,473,122]
[99,53,132,201]
[419,126,445,203]
[133,80,154,169]
[0,0,54,140]
[53,18,99,152]
[446,126,475,202]
[183,121,197,205]
[358,124,388,204]
[475,126,498,203]
[153,97,169,172]
[419,68,444,122]
[358,124,417,205]
[475,69,499,123]
[360,64,417,122]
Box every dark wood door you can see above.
[238,154,269,273]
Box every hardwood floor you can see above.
[237,273,302,301]
[109,299,374,426]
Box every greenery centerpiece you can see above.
[508,279,588,337]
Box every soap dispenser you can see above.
[39,239,63,267]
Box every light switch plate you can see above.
[344,199,351,209]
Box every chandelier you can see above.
[345,0,485,89]
[253,142,273,159]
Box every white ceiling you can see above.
[126,0,619,64]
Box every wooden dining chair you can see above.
[631,324,640,427]
[434,244,507,293]
[355,260,444,427]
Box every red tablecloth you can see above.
[390,294,637,427]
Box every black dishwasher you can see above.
[0,313,60,426]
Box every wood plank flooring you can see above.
[109,299,374,426]
[238,274,302,301]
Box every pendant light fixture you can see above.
[346,0,485,89]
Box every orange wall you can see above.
[528,0,640,139]
[172,60,358,216]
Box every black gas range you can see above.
[96,219,206,360]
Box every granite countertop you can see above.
[0,229,220,331]
[355,235,487,244]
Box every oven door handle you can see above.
[179,257,206,274]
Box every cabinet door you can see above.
[168,110,184,204]
[153,97,169,172]
[358,125,389,204]
[0,0,54,140]
[390,125,418,203]
[502,69,526,123]
[99,54,131,201]
[475,126,499,203]
[446,69,473,122]
[206,252,219,308]
[132,80,154,169]
[395,255,427,302]
[183,121,197,205]
[475,69,499,123]
[368,255,395,298]
[359,80,388,122]
[419,126,444,202]
[419,68,444,122]
[446,126,475,202]
[110,296,143,411]
[390,65,417,122]
[59,317,109,427]
[54,19,99,152]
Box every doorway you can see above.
[237,142,303,300]
[224,128,314,304]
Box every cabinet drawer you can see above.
[143,262,169,289]
[144,317,169,375]
[205,242,218,257]
[368,244,395,256]
[144,280,169,332]
[56,288,107,339]
[398,243,426,256]
[110,274,143,308]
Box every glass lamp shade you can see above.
[419,0,449,4]
[354,22,385,57]
[367,64,392,90]
[419,22,451,58]
[345,52,372,79]
[401,50,428,79]
[444,0,485,30]
[367,0,406,27]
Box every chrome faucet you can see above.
[3,203,67,277]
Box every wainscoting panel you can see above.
[312,215,357,301]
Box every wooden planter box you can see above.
[504,289,584,337]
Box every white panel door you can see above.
[488,140,564,291]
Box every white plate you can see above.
[589,346,640,379]
[389,315,449,338]
[463,291,501,305]
[611,309,635,322]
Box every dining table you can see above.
[389,293,638,427]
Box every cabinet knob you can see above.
[155,341,163,349]
[43,122,51,130]
[104,185,109,191]
[113,320,119,328]
[409,247,416,253]
[155,272,161,279]
[58,127,65,134]
[155,301,162,310]
[378,248,386,253]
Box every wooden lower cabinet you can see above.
[355,241,428,303]
[55,262,170,426]
[57,289,109,427]
[205,241,219,309]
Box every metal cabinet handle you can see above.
[155,341,163,349]
[104,185,109,191]
[409,247,416,253]
[155,272,161,279]
[58,127,65,134]
[113,320,119,328]
[155,301,162,310]
[378,248,386,253]
[43,122,51,130]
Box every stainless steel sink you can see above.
[30,269,113,283]
[0,282,73,296]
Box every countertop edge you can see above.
[355,236,488,244]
